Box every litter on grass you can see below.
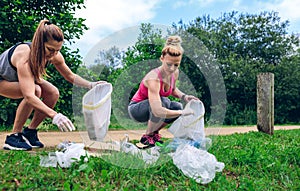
[171,144,225,184]
[120,141,160,165]
[167,100,224,184]
[39,141,88,168]
[40,85,224,184]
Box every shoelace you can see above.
[153,133,162,142]
[143,135,155,145]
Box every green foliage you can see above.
[0,99,19,128]
[273,54,300,123]
[107,12,300,125]
[111,23,165,119]
[0,0,88,126]
[2,6,299,127]
[0,0,87,49]
[0,129,299,190]
[178,11,300,125]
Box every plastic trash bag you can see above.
[40,152,57,168]
[172,144,225,184]
[39,142,88,168]
[55,143,88,168]
[120,142,160,165]
[168,100,205,140]
[120,142,140,155]
[82,83,113,141]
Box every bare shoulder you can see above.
[11,44,31,67]
[49,51,65,65]
[144,69,159,80]
[143,69,159,87]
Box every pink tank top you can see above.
[131,68,175,102]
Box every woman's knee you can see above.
[170,101,183,110]
[160,97,171,108]
[35,85,42,98]
[50,86,60,101]
[43,85,60,101]
[128,102,149,123]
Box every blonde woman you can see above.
[0,20,105,150]
[128,35,198,147]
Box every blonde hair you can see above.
[29,19,64,82]
[161,35,184,57]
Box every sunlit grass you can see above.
[0,129,299,190]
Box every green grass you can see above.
[0,129,299,190]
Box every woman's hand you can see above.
[181,94,199,102]
[89,81,107,89]
[52,113,75,131]
[180,107,194,116]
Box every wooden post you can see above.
[257,73,274,135]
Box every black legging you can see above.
[128,97,182,124]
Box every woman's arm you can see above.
[14,49,74,131]
[172,87,186,99]
[145,71,182,118]
[51,52,93,88]
[17,60,57,118]
[172,87,199,102]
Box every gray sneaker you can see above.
[3,133,32,151]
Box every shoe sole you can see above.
[135,142,155,149]
[3,144,32,151]
[22,136,43,148]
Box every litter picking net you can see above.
[168,100,205,140]
[82,83,112,142]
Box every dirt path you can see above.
[1,125,299,150]
[0,126,300,150]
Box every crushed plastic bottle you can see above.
[120,142,140,155]
[57,141,74,151]
[166,137,212,152]
[121,134,129,143]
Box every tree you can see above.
[111,23,165,119]
[274,54,300,123]
[177,11,299,124]
[0,0,88,127]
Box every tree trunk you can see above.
[257,73,274,135]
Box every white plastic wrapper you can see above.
[56,143,87,168]
[172,144,225,184]
[168,100,205,140]
[82,83,113,141]
[120,142,160,165]
[40,143,88,168]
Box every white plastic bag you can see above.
[172,144,225,184]
[120,142,160,165]
[168,100,205,140]
[55,143,87,168]
[39,143,88,168]
[82,83,113,141]
[39,152,57,168]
